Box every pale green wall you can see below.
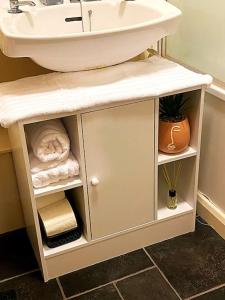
[167,0,225,82]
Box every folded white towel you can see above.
[30,152,80,188]
[0,56,212,128]
[29,152,65,174]
[26,119,70,163]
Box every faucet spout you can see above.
[8,0,36,13]
[18,1,36,6]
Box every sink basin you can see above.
[0,0,181,72]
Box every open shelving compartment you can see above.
[157,156,196,220]
[156,89,203,220]
[24,115,84,197]
[24,114,91,258]
[36,186,89,258]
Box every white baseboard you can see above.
[197,191,225,239]
[207,82,225,102]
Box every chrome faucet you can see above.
[8,0,36,13]
[39,0,63,5]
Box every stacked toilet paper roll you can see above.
[38,192,78,238]
[37,191,64,209]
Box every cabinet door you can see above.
[82,101,155,239]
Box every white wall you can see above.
[199,93,225,213]
[0,153,24,233]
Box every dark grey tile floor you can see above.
[1,217,225,300]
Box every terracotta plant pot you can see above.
[159,117,190,154]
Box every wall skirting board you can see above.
[207,82,225,102]
[197,191,225,239]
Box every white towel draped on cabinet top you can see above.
[0,56,212,128]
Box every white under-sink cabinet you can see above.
[8,87,205,281]
[82,101,155,239]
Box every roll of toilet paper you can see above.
[36,191,65,210]
[38,198,78,237]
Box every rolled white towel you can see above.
[26,119,70,163]
[30,152,80,188]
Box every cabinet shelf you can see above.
[34,177,83,198]
[158,199,193,220]
[43,234,88,258]
[158,147,198,165]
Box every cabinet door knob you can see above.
[91,177,99,186]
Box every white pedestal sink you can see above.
[0,0,181,72]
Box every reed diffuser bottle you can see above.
[167,189,177,210]
[162,161,182,209]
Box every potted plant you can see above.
[159,93,190,154]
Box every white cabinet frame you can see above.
[8,86,205,281]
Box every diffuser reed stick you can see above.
[162,161,182,209]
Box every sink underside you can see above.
[0,0,181,72]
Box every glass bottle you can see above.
[167,189,177,209]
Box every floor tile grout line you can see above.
[114,266,156,284]
[65,266,156,299]
[143,248,183,300]
[185,282,225,300]
[66,282,112,299]
[0,268,39,284]
[56,277,67,300]
[142,247,155,264]
[113,282,125,300]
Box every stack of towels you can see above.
[38,192,82,248]
[27,119,80,188]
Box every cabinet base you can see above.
[44,212,194,281]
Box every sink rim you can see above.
[0,1,181,41]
